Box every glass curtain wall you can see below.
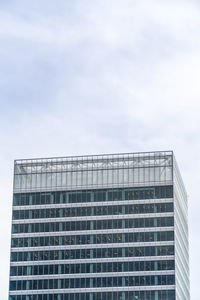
[8,151,188,300]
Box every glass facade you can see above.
[9,151,189,300]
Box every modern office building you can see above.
[9,151,189,300]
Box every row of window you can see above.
[11,246,174,262]
[10,260,175,277]
[12,203,173,220]
[13,186,173,206]
[12,231,174,248]
[9,290,176,300]
[10,275,175,291]
[12,217,174,234]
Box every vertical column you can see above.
[90,190,94,203]
[122,248,125,258]
[50,193,54,204]
[30,194,33,205]
[89,293,93,300]
[154,261,158,271]
[155,290,159,300]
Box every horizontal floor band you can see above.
[9,284,176,295]
[10,270,175,281]
[13,198,173,211]
[12,212,174,224]
[11,241,175,252]
[10,255,175,266]
[12,227,174,238]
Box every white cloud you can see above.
[1,0,200,299]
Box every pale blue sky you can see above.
[1,1,200,299]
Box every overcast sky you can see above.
[0,0,200,299]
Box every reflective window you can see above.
[11,245,174,262]
[9,289,175,300]
[12,202,173,220]
[13,186,173,206]
[10,260,175,276]
[11,230,174,248]
[10,275,175,290]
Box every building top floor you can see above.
[13,151,174,193]
[14,151,173,175]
